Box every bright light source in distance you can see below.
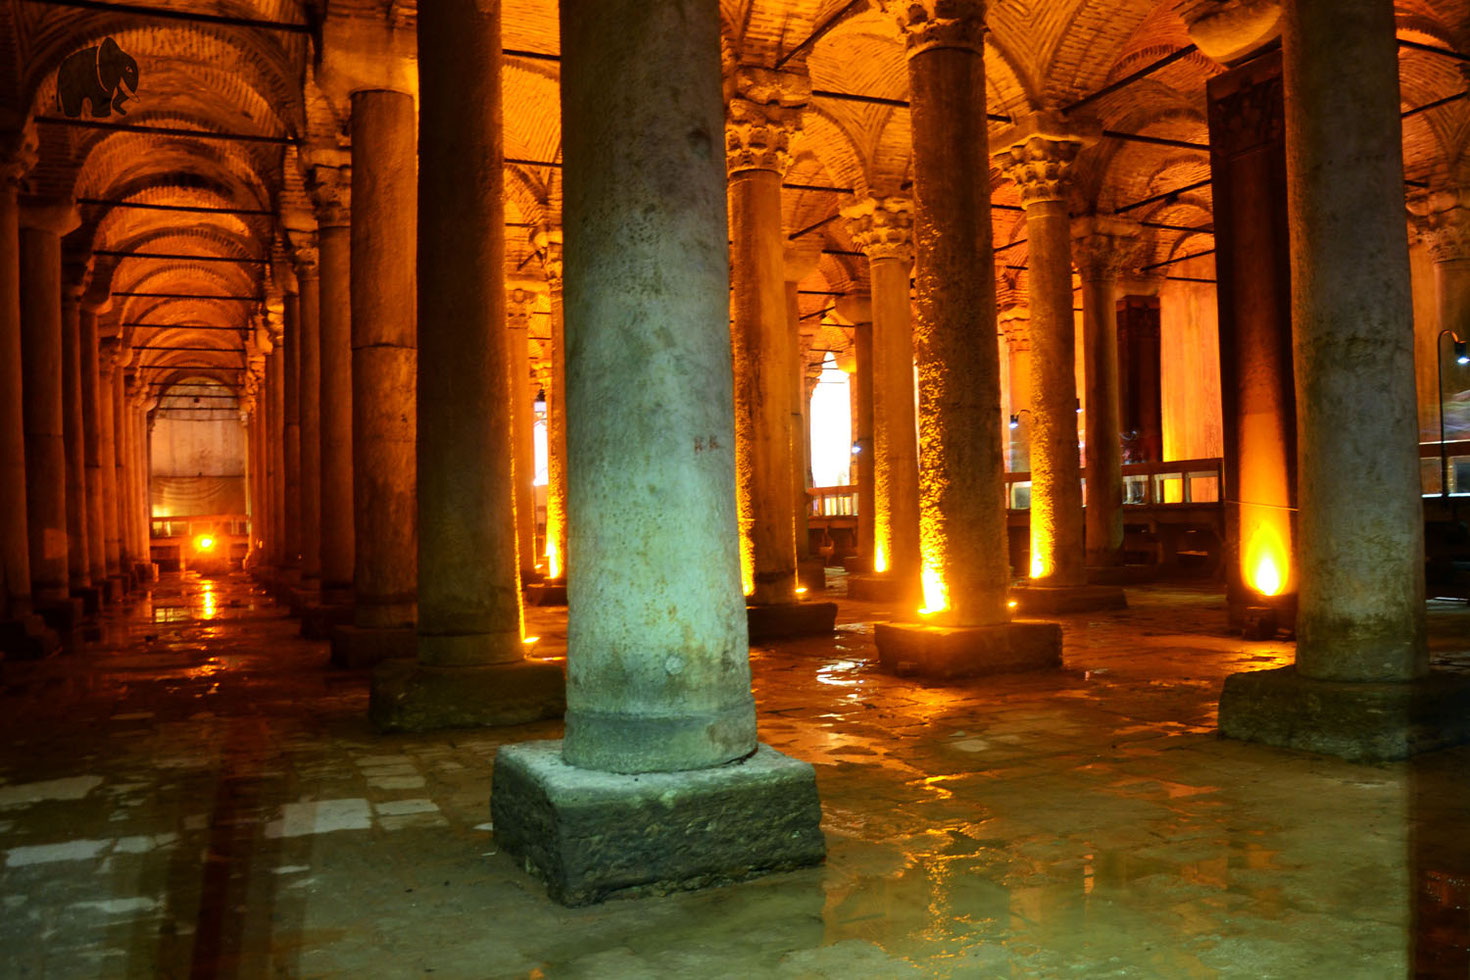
[522,636,539,644]
[810,355,853,488]
[195,534,215,552]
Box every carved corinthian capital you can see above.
[725,67,809,175]
[532,224,564,289]
[884,0,987,56]
[841,195,915,264]
[0,120,38,188]
[1070,214,1143,281]
[306,164,351,228]
[993,111,1100,208]
[1409,188,1470,264]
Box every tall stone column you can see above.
[534,224,569,584]
[291,237,323,600]
[371,0,562,731]
[0,131,35,626]
[330,89,417,668]
[60,270,91,599]
[996,115,1122,613]
[1000,307,1032,474]
[725,67,808,615]
[309,166,354,615]
[784,244,824,593]
[282,289,302,578]
[851,314,875,565]
[492,0,823,906]
[111,361,132,577]
[843,196,920,603]
[97,340,121,583]
[506,287,537,582]
[133,393,151,573]
[1219,0,1470,760]
[80,301,108,595]
[19,200,79,614]
[869,0,1062,677]
[1071,216,1139,569]
[266,325,285,570]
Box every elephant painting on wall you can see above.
[57,37,139,118]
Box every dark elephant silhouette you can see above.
[57,38,139,118]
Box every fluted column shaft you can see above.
[350,90,417,630]
[1284,0,1424,681]
[0,165,30,616]
[19,204,76,602]
[901,3,1008,625]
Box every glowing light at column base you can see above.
[873,544,889,574]
[1243,518,1290,598]
[545,537,563,581]
[918,563,948,616]
[1029,547,1048,579]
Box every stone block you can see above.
[746,600,838,642]
[100,577,123,605]
[492,740,825,907]
[1218,665,1470,762]
[300,603,353,640]
[70,586,101,619]
[370,658,565,733]
[841,555,871,575]
[874,620,1063,679]
[525,581,567,607]
[846,573,904,602]
[0,614,59,659]
[329,624,416,669]
[1009,583,1127,615]
[797,557,827,594]
[34,597,84,648]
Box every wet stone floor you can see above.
[1,573,1468,979]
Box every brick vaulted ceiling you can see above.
[2,0,1468,387]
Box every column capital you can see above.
[1071,214,1143,281]
[283,214,321,277]
[883,0,987,56]
[1174,0,1282,67]
[1409,187,1470,263]
[532,223,563,289]
[306,163,351,228]
[725,67,809,176]
[993,112,1100,208]
[0,121,38,188]
[841,195,915,264]
[18,197,80,235]
[507,287,536,330]
[998,305,1031,352]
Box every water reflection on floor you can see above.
[0,572,1467,978]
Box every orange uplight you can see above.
[1243,517,1290,598]
[1007,599,1018,609]
[873,544,889,574]
[795,586,808,595]
[195,534,215,552]
[522,636,539,644]
[546,541,563,581]
[918,564,948,616]
[1029,549,1047,579]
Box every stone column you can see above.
[80,301,108,595]
[1218,0,1470,761]
[282,289,302,578]
[97,340,121,583]
[784,244,824,593]
[842,196,920,603]
[869,0,1062,676]
[0,133,33,623]
[725,67,807,612]
[371,0,562,731]
[330,89,417,667]
[852,314,875,565]
[534,224,569,583]
[60,270,91,598]
[19,200,79,611]
[1072,216,1139,569]
[111,361,131,577]
[292,237,323,599]
[995,115,1122,615]
[267,319,286,571]
[309,167,354,613]
[506,287,537,582]
[134,393,151,572]
[492,0,823,906]
[1000,307,1032,474]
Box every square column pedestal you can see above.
[746,600,838,642]
[491,740,825,906]
[0,615,60,659]
[845,573,904,602]
[370,659,565,733]
[1009,584,1127,615]
[524,580,567,607]
[875,621,1062,680]
[1218,666,1470,762]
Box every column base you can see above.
[1086,564,1159,586]
[34,597,85,648]
[841,555,871,575]
[370,658,565,733]
[132,562,157,585]
[874,620,1063,680]
[746,601,838,642]
[0,615,60,659]
[520,567,545,587]
[300,602,353,640]
[329,624,416,669]
[491,740,825,907]
[1008,583,1127,615]
[846,573,905,602]
[525,580,567,607]
[108,574,131,599]
[287,586,320,618]
[797,557,826,594]
[1218,665,1470,762]
[1227,586,1298,638]
[70,586,101,619]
